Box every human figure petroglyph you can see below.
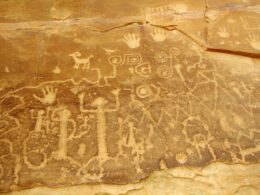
[52,107,71,159]
[69,51,94,69]
[126,122,137,149]
[118,115,154,173]
[77,113,93,133]
[30,109,45,132]
[51,106,77,160]
[79,89,120,159]
[182,116,216,161]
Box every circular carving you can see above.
[136,85,152,99]
[157,65,173,79]
[170,47,181,56]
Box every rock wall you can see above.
[0,0,259,194]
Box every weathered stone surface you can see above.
[206,1,260,54]
[8,163,260,195]
[0,0,259,194]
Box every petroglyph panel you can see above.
[206,0,260,54]
[0,0,260,194]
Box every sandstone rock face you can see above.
[0,0,259,194]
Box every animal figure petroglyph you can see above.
[69,52,94,69]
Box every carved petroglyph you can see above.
[182,116,217,161]
[122,33,141,49]
[79,89,120,159]
[151,28,169,42]
[0,95,25,137]
[0,14,260,193]
[134,63,152,77]
[136,85,152,99]
[102,48,117,55]
[69,52,94,69]
[240,16,260,30]
[33,86,57,105]
[246,34,260,51]
[217,27,230,38]
[52,65,61,74]
[157,65,174,79]
[51,107,73,160]
[174,64,185,82]
[145,3,187,24]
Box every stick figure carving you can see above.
[78,89,120,159]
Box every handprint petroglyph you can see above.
[123,33,140,49]
[246,34,260,51]
[33,86,58,105]
[217,27,230,38]
[151,28,169,42]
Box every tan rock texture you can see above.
[0,0,260,194]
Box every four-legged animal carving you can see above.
[69,52,94,69]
